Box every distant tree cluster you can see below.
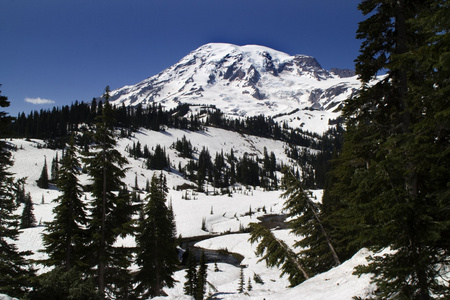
[177,146,281,192]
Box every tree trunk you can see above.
[307,199,341,265]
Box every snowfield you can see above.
[6,126,375,299]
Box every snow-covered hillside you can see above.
[108,43,361,133]
[7,127,374,299]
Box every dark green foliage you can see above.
[42,137,88,271]
[326,1,450,298]
[50,153,59,182]
[197,147,212,185]
[36,158,49,189]
[20,193,36,229]
[253,273,264,285]
[247,277,252,291]
[282,170,340,274]
[0,87,34,297]
[26,267,99,300]
[183,251,197,297]
[237,266,245,293]
[183,250,208,300]
[146,144,169,170]
[248,223,309,287]
[13,177,27,205]
[195,251,207,300]
[134,173,178,298]
[83,92,134,299]
[236,153,260,187]
[174,135,193,158]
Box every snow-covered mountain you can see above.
[108,43,361,133]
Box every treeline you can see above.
[9,101,201,141]
[9,101,327,151]
[8,101,342,189]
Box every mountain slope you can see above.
[6,127,374,299]
[108,43,361,133]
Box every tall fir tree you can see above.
[195,251,208,300]
[183,250,197,297]
[36,158,49,189]
[42,136,88,271]
[84,87,134,299]
[20,193,36,229]
[237,266,245,294]
[248,222,309,287]
[327,1,450,299]
[281,169,340,274]
[134,173,178,298]
[50,153,59,182]
[0,87,34,297]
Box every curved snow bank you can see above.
[179,234,376,299]
[268,248,376,300]
[0,294,19,300]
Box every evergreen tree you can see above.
[147,144,169,170]
[13,177,26,205]
[247,277,252,292]
[84,87,134,299]
[195,251,207,300]
[248,223,309,286]
[50,153,59,182]
[26,267,99,300]
[327,1,450,299]
[183,251,197,297]
[237,266,245,293]
[42,137,88,271]
[0,87,34,297]
[134,173,178,298]
[281,169,340,274]
[36,158,49,189]
[20,193,36,229]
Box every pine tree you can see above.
[42,137,88,271]
[26,267,99,300]
[237,266,245,293]
[84,87,134,299]
[0,87,34,297]
[248,223,309,286]
[36,158,49,189]
[183,251,197,297]
[134,173,178,298]
[20,193,36,229]
[13,177,26,205]
[50,153,59,182]
[195,251,207,300]
[327,1,450,298]
[247,277,252,292]
[281,169,340,274]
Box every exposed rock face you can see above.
[108,43,362,133]
[330,68,356,78]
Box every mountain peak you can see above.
[108,43,360,133]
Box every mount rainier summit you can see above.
[108,43,361,133]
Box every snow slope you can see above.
[6,127,374,299]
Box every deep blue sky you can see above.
[1,0,363,116]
